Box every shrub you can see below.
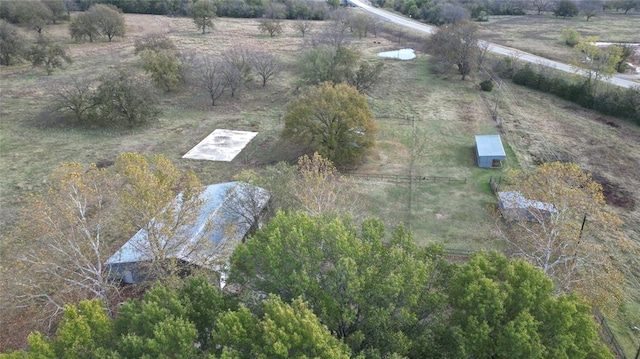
[561,28,581,47]
[480,79,493,91]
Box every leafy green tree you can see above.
[554,0,579,17]
[229,211,451,357]
[561,27,581,47]
[215,295,352,358]
[327,0,341,10]
[69,10,100,42]
[283,82,377,167]
[0,20,26,66]
[43,0,69,24]
[140,49,184,91]
[90,4,125,42]
[189,0,216,34]
[575,37,622,97]
[10,0,53,33]
[28,34,71,75]
[258,18,283,37]
[447,252,614,359]
[93,70,160,127]
[347,60,385,94]
[298,44,360,86]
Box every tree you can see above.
[250,50,283,87]
[298,44,360,86]
[189,0,216,34]
[575,37,622,97]
[93,70,161,127]
[89,4,125,42]
[69,11,100,42]
[229,211,451,357]
[447,252,614,359]
[11,0,53,33]
[289,152,361,216]
[28,34,71,75]
[283,82,377,167]
[134,34,177,55]
[347,60,385,94]
[580,0,603,20]
[530,0,551,14]
[8,162,120,324]
[293,18,313,37]
[55,77,98,124]
[194,56,227,106]
[258,18,283,37]
[43,0,69,24]
[496,162,633,310]
[140,49,184,92]
[115,153,208,280]
[429,21,479,80]
[561,27,581,46]
[215,296,352,358]
[0,20,26,66]
[613,0,640,13]
[222,46,253,97]
[554,0,579,17]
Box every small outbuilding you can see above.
[475,135,506,168]
[497,191,557,222]
[105,182,270,284]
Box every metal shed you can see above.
[475,135,506,168]
[105,182,270,284]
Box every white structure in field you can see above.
[183,129,258,162]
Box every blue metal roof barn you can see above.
[105,182,270,284]
[475,135,506,168]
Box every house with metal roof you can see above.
[105,182,270,284]
[497,191,557,222]
[475,135,506,168]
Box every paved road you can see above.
[348,0,639,89]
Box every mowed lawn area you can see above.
[1,12,639,356]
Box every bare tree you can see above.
[9,163,121,325]
[530,0,551,14]
[222,46,254,97]
[579,0,603,20]
[429,21,479,80]
[293,18,313,37]
[195,56,227,106]
[220,182,271,241]
[250,51,283,87]
[56,77,98,124]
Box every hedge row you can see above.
[511,64,640,124]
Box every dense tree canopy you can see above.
[429,21,479,80]
[283,82,377,167]
[0,20,26,66]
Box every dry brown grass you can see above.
[477,13,640,66]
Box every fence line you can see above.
[594,308,628,359]
[349,173,467,184]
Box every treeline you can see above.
[493,59,640,123]
[373,0,639,24]
[0,212,614,359]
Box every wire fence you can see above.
[349,173,467,184]
[594,308,629,359]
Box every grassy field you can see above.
[477,12,640,67]
[1,12,639,355]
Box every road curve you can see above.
[348,0,639,89]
